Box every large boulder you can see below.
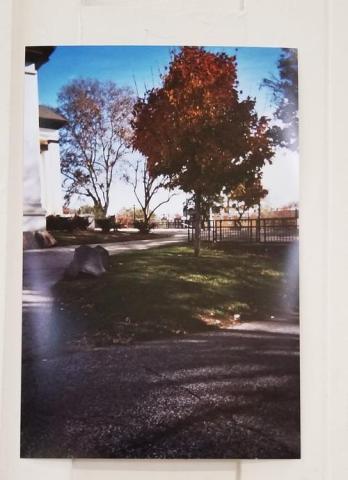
[65,245,110,278]
[94,245,110,270]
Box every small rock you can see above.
[23,230,57,249]
[35,230,58,248]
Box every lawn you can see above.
[53,243,299,349]
[50,229,170,246]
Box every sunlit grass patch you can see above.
[260,268,283,278]
[53,243,298,348]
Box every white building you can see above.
[23,47,66,244]
[39,105,66,216]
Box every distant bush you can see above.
[95,216,121,233]
[71,215,90,230]
[46,215,90,231]
[134,220,155,234]
[47,215,68,231]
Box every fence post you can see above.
[263,219,267,242]
[256,218,260,242]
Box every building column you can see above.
[22,63,46,232]
[40,134,64,216]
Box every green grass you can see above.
[53,243,299,348]
[50,229,169,246]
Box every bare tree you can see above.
[123,156,176,232]
[58,79,134,217]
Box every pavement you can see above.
[24,228,188,289]
[21,231,300,459]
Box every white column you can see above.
[47,141,64,214]
[39,128,64,215]
[22,63,46,231]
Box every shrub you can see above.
[134,220,155,234]
[46,215,90,231]
[95,216,121,233]
[46,215,71,231]
[70,215,90,230]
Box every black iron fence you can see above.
[188,217,299,243]
[154,220,188,229]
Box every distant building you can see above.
[23,47,66,236]
[39,105,66,215]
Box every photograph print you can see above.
[21,45,300,458]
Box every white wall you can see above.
[327,1,348,477]
[0,1,347,479]
[23,63,46,231]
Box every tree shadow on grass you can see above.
[44,243,299,352]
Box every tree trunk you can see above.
[142,207,151,234]
[93,202,106,219]
[194,194,201,257]
[143,216,151,234]
[102,202,109,218]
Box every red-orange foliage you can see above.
[227,178,268,221]
[132,47,275,254]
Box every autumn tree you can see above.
[132,47,275,255]
[58,79,134,217]
[116,206,144,227]
[122,156,176,233]
[262,48,298,151]
[227,177,268,223]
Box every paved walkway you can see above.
[24,229,187,279]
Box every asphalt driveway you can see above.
[21,327,300,459]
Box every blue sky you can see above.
[37,46,299,215]
[39,45,280,115]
